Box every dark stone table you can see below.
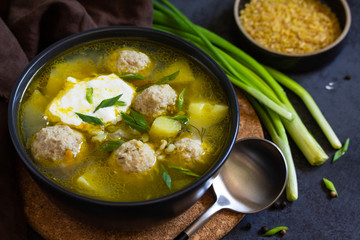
[28,0,359,239]
[170,0,359,239]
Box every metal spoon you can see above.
[174,138,288,240]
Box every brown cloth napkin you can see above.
[0,0,153,239]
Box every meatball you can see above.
[174,138,204,161]
[31,125,83,163]
[113,139,156,172]
[133,84,177,119]
[115,50,150,74]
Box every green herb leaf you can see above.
[117,73,146,80]
[75,112,104,126]
[172,115,190,132]
[130,109,149,130]
[92,140,124,153]
[332,138,350,163]
[156,70,180,84]
[177,88,186,110]
[121,112,139,129]
[115,100,127,106]
[171,115,189,120]
[136,83,155,92]
[161,165,171,190]
[170,166,200,177]
[136,70,180,92]
[323,178,338,197]
[121,112,135,123]
[121,109,149,132]
[93,94,123,113]
[263,226,289,236]
[86,87,93,104]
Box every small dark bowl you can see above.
[234,0,351,72]
[8,27,239,230]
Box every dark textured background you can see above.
[28,0,360,239]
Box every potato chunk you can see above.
[150,116,182,139]
[76,167,108,197]
[188,102,228,128]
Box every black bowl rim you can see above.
[8,26,239,207]
[233,0,352,58]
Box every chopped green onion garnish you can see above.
[173,115,190,133]
[121,109,149,132]
[92,140,124,153]
[75,112,104,126]
[93,94,123,113]
[156,70,180,84]
[263,226,289,236]
[136,83,154,92]
[171,115,189,120]
[115,100,127,106]
[117,73,146,80]
[130,109,149,130]
[86,87,93,104]
[177,88,186,110]
[170,166,200,177]
[136,70,180,92]
[323,178,338,197]
[332,138,350,163]
[161,164,171,189]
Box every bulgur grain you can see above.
[239,0,341,54]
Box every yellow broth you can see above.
[19,39,230,202]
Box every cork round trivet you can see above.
[19,88,263,240]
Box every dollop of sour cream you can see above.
[46,74,134,126]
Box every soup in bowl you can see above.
[9,27,239,229]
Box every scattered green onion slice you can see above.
[92,140,124,153]
[121,109,149,132]
[173,115,190,133]
[323,178,338,197]
[130,109,149,130]
[263,226,289,236]
[117,73,146,80]
[171,115,189,120]
[156,70,180,84]
[161,164,171,189]
[177,88,186,110]
[170,166,200,177]
[332,138,350,163]
[93,94,123,113]
[137,70,180,92]
[115,100,127,106]
[75,112,104,126]
[86,87,93,104]
[136,83,154,92]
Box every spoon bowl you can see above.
[175,138,288,239]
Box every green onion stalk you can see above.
[153,0,341,199]
[247,95,298,201]
[265,66,342,150]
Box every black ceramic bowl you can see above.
[234,0,351,72]
[8,26,239,230]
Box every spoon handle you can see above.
[173,199,224,240]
